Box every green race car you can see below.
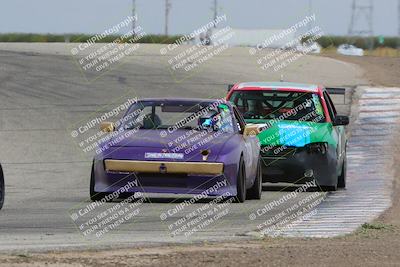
[227,82,349,191]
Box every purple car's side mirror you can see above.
[243,124,260,137]
[100,122,115,132]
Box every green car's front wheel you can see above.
[337,156,347,189]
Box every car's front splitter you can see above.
[261,146,338,187]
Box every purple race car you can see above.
[90,98,261,203]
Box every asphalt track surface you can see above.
[0,43,392,252]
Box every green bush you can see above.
[0,33,184,44]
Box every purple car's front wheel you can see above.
[235,157,246,203]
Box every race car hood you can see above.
[252,120,336,147]
[99,129,233,162]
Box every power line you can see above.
[348,0,374,36]
[348,0,374,49]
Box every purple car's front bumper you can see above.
[92,159,238,197]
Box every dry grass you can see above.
[320,46,400,58]
[365,47,400,57]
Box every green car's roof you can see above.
[236,82,319,93]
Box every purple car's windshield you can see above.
[120,102,235,133]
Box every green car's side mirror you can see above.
[333,115,349,126]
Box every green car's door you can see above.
[323,91,347,171]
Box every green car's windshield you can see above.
[229,90,326,123]
[121,102,235,133]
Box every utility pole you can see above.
[165,0,171,36]
[308,0,313,32]
[132,0,136,36]
[212,0,218,27]
[348,0,374,49]
[398,0,400,50]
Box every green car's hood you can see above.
[247,120,336,147]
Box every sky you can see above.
[0,0,398,36]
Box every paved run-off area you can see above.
[0,43,394,252]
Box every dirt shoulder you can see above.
[1,55,400,267]
[324,54,400,87]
